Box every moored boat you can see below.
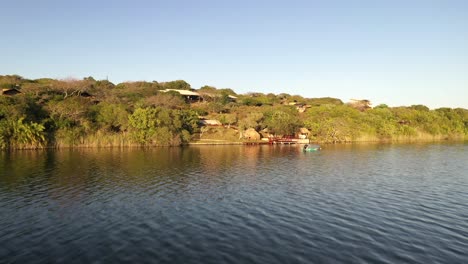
[303,144,321,152]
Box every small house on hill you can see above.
[162,89,202,103]
[296,104,311,113]
[348,99,372,111]
[199,118,222,126]
[1,88,21,96]
[227,95,237,102]
[79,91,92,97]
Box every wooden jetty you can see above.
[243,136,309,145]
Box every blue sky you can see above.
[2,0,467,108]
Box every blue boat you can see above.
[303,144,321,152]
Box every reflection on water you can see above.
[1,143,467,263]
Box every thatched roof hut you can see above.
[243,128,261,140]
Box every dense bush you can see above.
[0,74,466,148]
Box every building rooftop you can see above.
[162,89,200,96]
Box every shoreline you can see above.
[1,138,466,151]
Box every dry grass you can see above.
[354,131,465,143]
[199,127,241,142]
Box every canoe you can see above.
[303,145,321,152]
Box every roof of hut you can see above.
[199,119,222,126]
[1,88,21,96]
[162,89,200,96]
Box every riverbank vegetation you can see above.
[1,75,466,149]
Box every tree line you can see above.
[1,75,466,149]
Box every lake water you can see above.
[1,143,467,263]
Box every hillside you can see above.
[1,75,467,149]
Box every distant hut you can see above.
[199,118,222,126]
[161,89,202,103]
[348,99,372,111]
[296,104,311,113]
[243,128,261,140]
[79,91,92,97]
[1,88,21,96]
[227,95,238,102]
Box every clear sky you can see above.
[2,0,467,109]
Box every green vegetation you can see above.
[1,74,467,149]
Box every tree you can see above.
[304,105,361,142]
[218,113,237,128]
[161,80,191,90]
[237,112,263,139]
[374,104,388,109]
[144,92,187,109]
[177,109,200,134]
[56,78,94,98]
[94,102,129,132]
[410,104,430,112]
[264,110,302,136]
[128,106,196,145]
[307,97,344,106]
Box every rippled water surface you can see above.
[1,143,467,263]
